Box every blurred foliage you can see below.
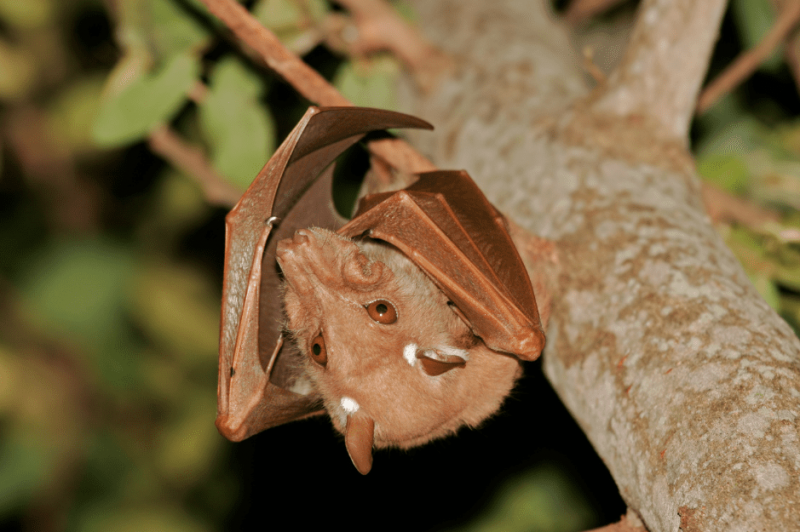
[0,0,799,531]
[447,466,595,532]
[695,91,800,331]
[730,0,782,72]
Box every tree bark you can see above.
[399,0,800,530]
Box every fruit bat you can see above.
[216,106,545,474]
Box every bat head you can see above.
[276,228,521,474]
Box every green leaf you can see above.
[731,0,782,72]
[394,0,418,22]
[93,52,200,147]
[0,40,38,100]
[155,392,220,488]
[780,294,800,336]
[114,0,210,59]
[18,238,135,346]
[146,0,211,56]
[694,118,765,159]
[199,57,275,190]
[252,0,329,55]
[130,262,220,364]
[333,56,400,111]
[207,55,262,99]
[16,237,143,392]
[749,156,800,211]
[253,0,328,30]
[696,153,750,195]
[0,431,57,516]
[0,0,54,29]
[750,274,781,310]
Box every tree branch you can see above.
[147,125,242,208]
[590,0,727,141]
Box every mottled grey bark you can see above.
[399,0,800,531]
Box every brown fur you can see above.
[277,228,522,449]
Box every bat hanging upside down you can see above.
[215,106,545,475]
[277,228,523,474]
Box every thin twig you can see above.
[700,181,780,228]
[187,80,209,104]
[582,46,607,84]
[147,125,243,208]
[198,0,347,106]
[697,1,800,114]
[590,0,728,141]
[197,0,435,175]
[565,0,628,25]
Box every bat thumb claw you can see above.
[345,414,375,475]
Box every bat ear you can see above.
[345,414,375,475]
[416,351,467,376]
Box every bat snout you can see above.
[275,229,320,269]
[276,229,348,293]
[276,228,313,256]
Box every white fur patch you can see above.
[340,396,360,414]
[287,376,314,395]
[403,343,418,366]
[436,346,469,361]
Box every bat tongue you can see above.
[345,414,375,475]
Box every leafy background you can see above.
[0,0,798,531]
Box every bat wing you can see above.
[339,170,545,360]
[217,106,433,441]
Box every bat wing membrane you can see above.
[340,171,545,360]
[218,106,432,441]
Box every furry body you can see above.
[276,227,522,451]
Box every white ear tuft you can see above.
[403,343,418,366]
[340,396,360,414]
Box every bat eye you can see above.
[366,300,397,324]
[309,334,327,367]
